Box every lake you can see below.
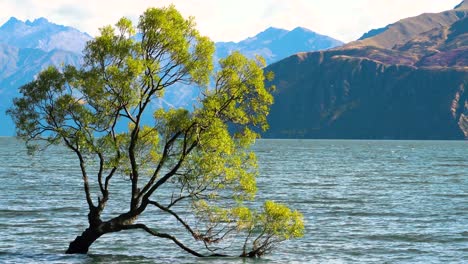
[0,138,467,263]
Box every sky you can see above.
[0,0,463,43]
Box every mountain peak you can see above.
[260,27,289,35]
[1,17,52,29]
[289,27,319,37]
[253,27,289,41]
[6,17,21,23]
[1,17,24,28]
[25,17,49,26]
[264,26,287,32]
[454,0,468,9]
[292,26,312,33]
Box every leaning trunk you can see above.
[66,211,138,254]
[66,227,103,254]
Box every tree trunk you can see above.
[65,213,133,254]
[66,227,103,254]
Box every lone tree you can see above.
[8,6,304,257]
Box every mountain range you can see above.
[0,18,342,136]
[1,2,467,139]
[264,1,468,139]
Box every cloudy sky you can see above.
[0,0,463,42]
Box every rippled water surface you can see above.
[0,138,467,263]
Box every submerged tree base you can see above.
[66,227,103,254]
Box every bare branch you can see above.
[97,152,105,194]
[122,224,205,257]
[138,130,183,198]
[148,200,199,239]
[143,140,197,199]
[63,138,95,210]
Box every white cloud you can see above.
[0,0,463,42]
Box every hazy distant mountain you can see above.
[0,17,90,135]
[150,27,343,111]
[0,17,91,53]
[264,2,468,139]
[216,27,343,65]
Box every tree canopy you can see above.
[8,5,304,257]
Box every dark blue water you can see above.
[0,138,467,263]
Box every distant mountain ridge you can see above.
[352,5,467,49]
[0,17,91,53]
[216,26,343,65]
[264,2,468,139]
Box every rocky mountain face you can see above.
[265,2,468,139]
[0,17,90,135]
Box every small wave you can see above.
[347,212,408,217]
[365,233,437,243]
[434,193,468,198]
[436,163,468,168]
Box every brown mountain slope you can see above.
[349,7,468,49]
[415,17,468,67]
[263,3,468,139]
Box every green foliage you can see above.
[260,201,304,239]
[7,5,302,258]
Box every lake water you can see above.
[0,138,467,263]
